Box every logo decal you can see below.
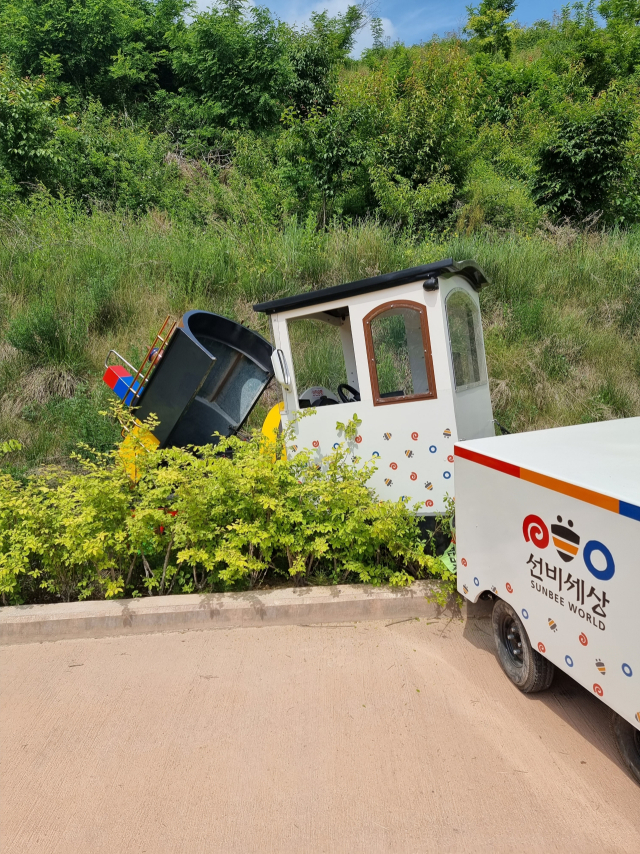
[523,515,550,549]
[522,514,615,580]
[551,516,580,563]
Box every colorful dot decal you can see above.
[622,663,633,677]
[333,442,339,449]
[355,435,362,444]
[593,683,604,697]
[506,583,513,593]
[538,642,546,653]
[443,471,451,480]
[521,609,529,619]
[447,455,454,463]
[429,445,437,453]
[473,577,479,586]
[565,655,574,667]
[579,633,588,647]
[389,462,397,470]
[460,558,467,567]
[411,432,419,440]
[425,500,433,508]
[410,472,417,481]
[312,440,319,448]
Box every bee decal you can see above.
[548,618,558,632]
[425,481,433,490]
[596,659,606,674]
[463,584,469,594]
[405,449,414,458]
[291,445,298,452]
[383,432,392,441]
[490,586,497,594]
[351,455,361,464]
[550,515,580,563]
[636,712,640,724]
[443,428,452,439]
[384,478,393,487]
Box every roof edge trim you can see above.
[253,259,489,315]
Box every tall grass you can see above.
[1,202,638,470]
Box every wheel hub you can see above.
[503,617,524,665]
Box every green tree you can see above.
[464,0,517,58]
[167,6,293,135]
[0,0,189,103]
[0,61,62,189]
[533,93,634,221]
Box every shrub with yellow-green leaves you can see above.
[0,414,449,605]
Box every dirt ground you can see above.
[1,616,638,854]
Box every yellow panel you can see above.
[261,402,286,461]
[119,424,160,483]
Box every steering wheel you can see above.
[337,383,361,403]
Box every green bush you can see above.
[457,161,542,232]
[533,92,636,223]
[0,411,448,604]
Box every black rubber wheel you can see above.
[611,711,640,786]
[492,599,555,693]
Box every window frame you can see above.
[363,299,437,407]
[445,287,487,392]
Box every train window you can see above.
[446,289,487,391]
[363,300,437,406]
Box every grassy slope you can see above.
[1,206,639,471]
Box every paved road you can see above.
[2,616,638,854]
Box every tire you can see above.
[611,711,640,786]
[492,598,555,693]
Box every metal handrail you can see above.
[104,349,138,374]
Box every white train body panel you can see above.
[455,418,640,730]
[261,266,494,515]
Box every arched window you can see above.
[445,289,487,391]
[363,300,437,406]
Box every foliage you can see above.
[0,60,62,190]
[0,0,189,103]
[0,410,444,603]
[532,91,637,223]
[464,0,517,58]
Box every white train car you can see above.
[455,418,640,783]
[254,259,494,517]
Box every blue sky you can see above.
[194,1,589,54]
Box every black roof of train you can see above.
[253,259,489,315]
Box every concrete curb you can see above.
[0,581,491,645]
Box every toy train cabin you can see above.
[254,258,495,516]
